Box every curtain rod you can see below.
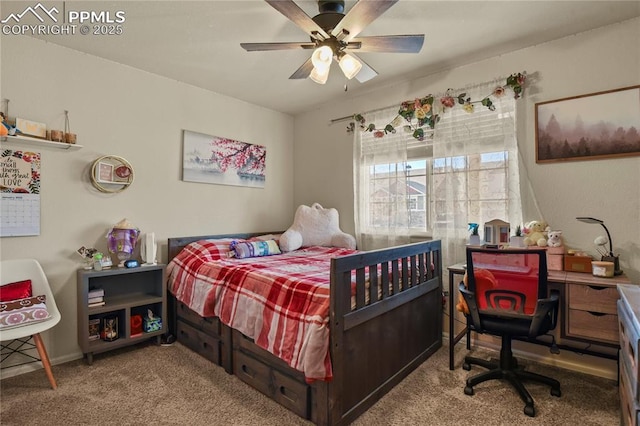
[330,103,397,125]
[329,74,515,125]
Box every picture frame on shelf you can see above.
[15,118,46,139]
[96,161,114,183]
[535,85,640,163]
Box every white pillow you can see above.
[279,203,356,252]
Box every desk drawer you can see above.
[621,360,640,426]
[568,284,618,314]
[567,309,618,344]
[619,299,640,404]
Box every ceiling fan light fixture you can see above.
[311,45,333,71]
[338,53,362,80]
[309,65,330,84]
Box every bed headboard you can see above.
[167,231,283,262]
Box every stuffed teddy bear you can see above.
[546,230,563,248]
[279,203,356,252]
[523,220,549,247]
[456,269,498,315]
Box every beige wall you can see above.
[293,18,640,378]
[294,18,640,283]
[0,36,295,368]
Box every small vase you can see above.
[469,235,481,246]
[510,236,525,248]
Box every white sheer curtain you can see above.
[353,108,411,250]
[431,79,523,267]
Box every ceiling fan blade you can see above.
[241,42,316,51]
[265,0,330,40]
[352,54,378,83]
[289,57,314,79]
[332,0,398,42]
[348,35,424,53]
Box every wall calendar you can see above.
[1,149,41,237]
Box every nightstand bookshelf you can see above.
[77,264,166,364]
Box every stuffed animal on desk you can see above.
[547,230,564,248]
[523,220,549,247]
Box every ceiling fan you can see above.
[240,0,424,84]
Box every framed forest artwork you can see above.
[535,85,640,163]
[182,130,266,188]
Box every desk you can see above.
[447,262,632,370]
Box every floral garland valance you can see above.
[349,72,526,141]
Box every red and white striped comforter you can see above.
[167,239,358,382]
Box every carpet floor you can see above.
[0,340,619,425]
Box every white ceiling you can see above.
[3,1,640,115]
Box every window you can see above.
[431,150,510,232]
[365,159,429,231]
[354,80,521,256]
[364,150,509,235]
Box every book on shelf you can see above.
[88,318,100,340]
[88,301,105,308]
[88,296,104,304]
[88,288,104,299]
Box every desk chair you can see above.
[459,248,561,417]
[1,259,61,389]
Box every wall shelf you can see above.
[1,134,83,150]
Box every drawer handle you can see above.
[279,386,297,403]
[587,285,607,291]
[180,330,189,338]
[586,311,606,317]
[241,364,255,379]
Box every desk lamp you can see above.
[576,217,622,275]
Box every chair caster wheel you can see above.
[551,387,561,397]
[524,405,535,417]
[464,386,474,396]
[462,362,471,371]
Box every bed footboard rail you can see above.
[327,239,442,425]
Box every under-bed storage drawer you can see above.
[176,320,221,365]
[176,302,221,336]
[233,350,310,418]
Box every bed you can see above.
[167,232,443,426]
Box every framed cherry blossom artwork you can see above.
[182,130,266,188]
[535,85,640,163]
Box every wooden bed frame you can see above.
[167,233,443,426]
